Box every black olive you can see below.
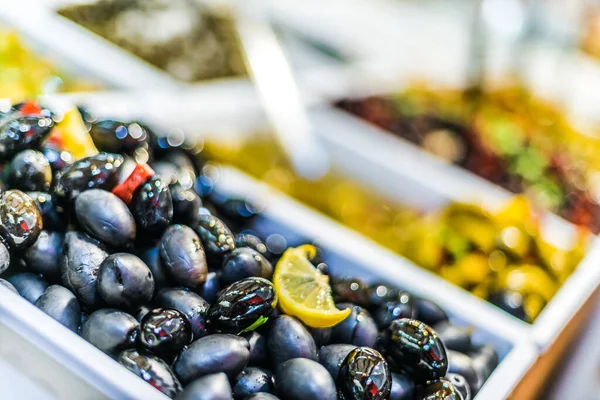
[389,373,414,400]
[268,315,317,366]
[60,232,108,310]
[221,247,273,284]
[232,367,275,398]
[0,190,42,250]
[446,351,478,394]
[198,271,221,304]
[75,189,136,248]
[41,146,74,172]
[243,330,269,367]
[139,308,192,356]
[80,309,139,355]
[22,230,64,277]
[137,245,170,291]
[7,149,52,192]
[378,319,448,384]
[193,213,235,264]
[416,379,462,400]
[97,253,155,308]
[54,153,124,201]
[368,283,401,309]
[310,327,332,347]
[446,373,472,400]
[155,287,210,340]
[176,372,232,400]
[415,298,448,327]
[0,113,54,160]
[332,277,371,307]
[209,191,260,225]
[159,224,207,289]
[318,344,357,379]
[274,358,337,400]
[331,303,378,347]
[118,349,182,398]
[208,277,277,334]
[27,191,65,231]
[433,322,472,353]
[373,292,417,329]
[89,120,149,154]
[131,176,173,235]
[9,272,49,303]
[169,183,203,224]
[235,233,269,257]
[338,347,392,400]
[34,285,81,332]
[245,394,280,400]
[173,333,250,384]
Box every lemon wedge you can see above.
[273,244,350,328]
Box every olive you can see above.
[488,290,528,322]
[0,278,17,294]
[41,146,73,172]
[446,351,478,394]
[97,253,155,308]
[22,230,64,277]
[80,309,139,355]
[170,183,203,224]
[208,277,277,334]
[137,245,170,291]
[318,344,357,379]
[373,293,417,329]
[338,347,391,400]
[27,191,65,231]
[8,273,49,303]
[60,232,108,310]
[155,287,210,339]
[159,225,207,289]
[0,190,42,250]
[0,242,9,275]
[389,373,414,400]
[7,150,52,192]
[89,120,149,154]
[446,373,472,400]
[75,189,136,248]
[34,285,81,332]
[198,271,221,304]
[173,333,250,384]
[139,308,192,356]
[193,213,235,264]
[331,303,378,347]
[235,233,268,257]
[176,372,232,400]
[378,319,448,383]
[54,153,124,201]
[415,298,448,327]
[332,278,371,307]
[368,283,401,309]
[268,315,317,365]
[416,379,462,400]
[0,113,54,159]
[209,193,260,225]
[432,322,472,353]
[310,327,332,347]
[245,394,280,400]
[131,176,173,235]
[118,349,182,398]
[221,247,273,284]
[232,367,275,399]
[274,358,337,400]
[244,331,269,367]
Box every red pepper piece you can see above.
[19,101,42,116]
[112,163,155,205]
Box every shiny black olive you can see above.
[416,379,462,400]
[137,245,170,291]
[0,241,9,275]
[447,351,478,394]
[373,292,417,329]
[75,189,136,248]
[198,271,221,304]
[118,349,182,398]
[415,298,448,327]
[9,272,49,303]
[60,232,108,310]
[0,278,17,294]
[176,372,232,400]
[159,224,207,289]
[243,330,269,367]
[22,230,64,277]
[221,247,273,284]
[139,308,192,356]
[310,327,332,347]
[155,287,210,340]
[34,285,81,332]
[338,347,391,400]
[193,213,235,264]
[27,191,65,231]
[80,309,139,355]
[41,146,74,172]
[268,315,317,365]
[232,367,275,399]
[378,319,448,383]
[368,283,401,309]
[332,278,371,307]
[331,303,378,347]
[274,358,337,400]
[131,176,173,235]
[208,277,277,334]
[389,373,414,400]
[54,153,124,201]
[433,322,472,353]
[318,344,357,379]
[7,150,52,191]
[173,333,250,384]
[234,233,268,257]
[170,183,203,224]
[488,290,528,322]
[89,120,149,154]
[446,373,472,400]
[97,253,155,308]
[0,113,54,159]
[0,190,42,250]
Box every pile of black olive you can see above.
[0,102,499,399]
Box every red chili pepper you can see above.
[112,163,155,205]
[19,101,42,116]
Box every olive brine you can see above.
[0,102,499,399]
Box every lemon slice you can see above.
[273,244,351,328]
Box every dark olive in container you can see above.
[332,277,371,307]
[318,344,357,379]
[373,292,417,329]
[0,113,54,159]
[155,287,210,340]
[433,321,472,353]
[274,358,337,400]
[137,245,170,291]
[244,330,269,367]
[22,230,64,277]
[176,372,232,400]
[159,224,207,289]
[89,120,149,154]
[170,183,203,224]
[197,271,221,304]
[221,247,273,284]
[34,285,81,332]
[0,190,42,250]
[193,213,235,264]
[80,309,139,355]
[415,298,448,327]
[389,372,414,400]
[97,253,155,308]
[118,349,182,398]
[268,315,317,366]
[331,303,378,348]
[131,176,173,235]
[232,367,275,398]
[27,191,64,231]
[8,272,49,303]
[338,347,391,400]
[139,308,192,356]
[7,149,52,192]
